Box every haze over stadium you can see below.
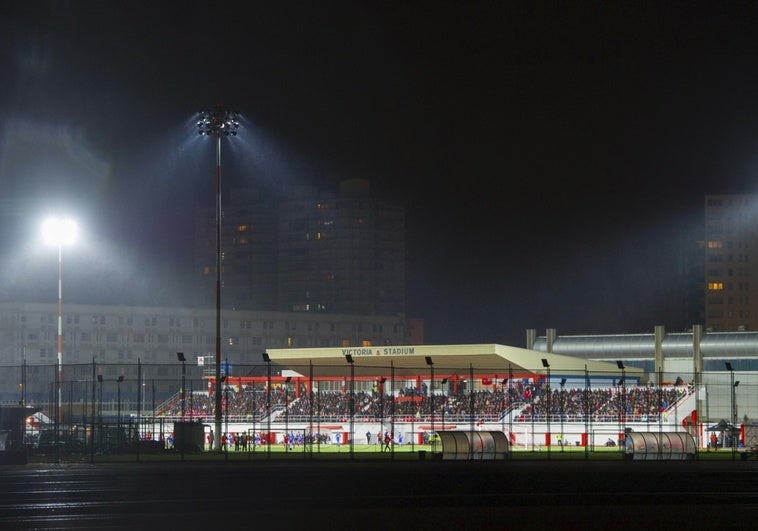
[2,2,758,347]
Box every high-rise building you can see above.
[704,194,758,331]
[194,179,406,317]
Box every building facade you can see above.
[194,179,406,316]
[529,325,758,422]
[0,301,414,404]
[704,194,758,332]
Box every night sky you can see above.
[2,2,758,346]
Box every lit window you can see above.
[708,282,724,290]
[708,240,723,249]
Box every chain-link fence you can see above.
[1,360,755,458]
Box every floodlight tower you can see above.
[42,217,77,442]
[197,106,239,451]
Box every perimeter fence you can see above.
[0,360,755,458]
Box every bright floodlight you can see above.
[197,107,240,136]
[42,218,77,247]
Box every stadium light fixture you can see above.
[198,105,240,451]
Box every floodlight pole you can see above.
[55,243,63,446]
[197,106,239,451]
[43,217,77,456]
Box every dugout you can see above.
[434,430,510,460]
[624,432,696,460]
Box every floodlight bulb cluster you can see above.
[42,218,78,247]
[197,107,240,136]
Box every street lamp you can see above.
[733,380,740,453]
[262,352,271,459]
[542,358,550,456]
[42,217,77,445]
[726,362,736,458]
[220,375,230,454]
[346,355,355,458]
[97,374,103,450]
[379,377,386,441]
[560,378,566,452]
[177,352,186,421]
[284,376,292,450]
[441,378,448,431]
[198,106,239,450]
[426,356,434,444]
[116,375,124,451]
[617,361,626,448]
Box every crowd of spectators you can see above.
[158,380,690,424]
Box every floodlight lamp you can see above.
[177,352,186,362]
[345,355,354,363]
[734,381,740,387]
[560,378,567,387]
[262,352,270,362]
[197,107,240,136]
[42,217,77,247]
[725,362,734,371]
[117,375,124,383]
[616,361,625,370]
[541,358,550,368]
[425,356,433,366]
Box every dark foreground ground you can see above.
[0,459,755,530]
